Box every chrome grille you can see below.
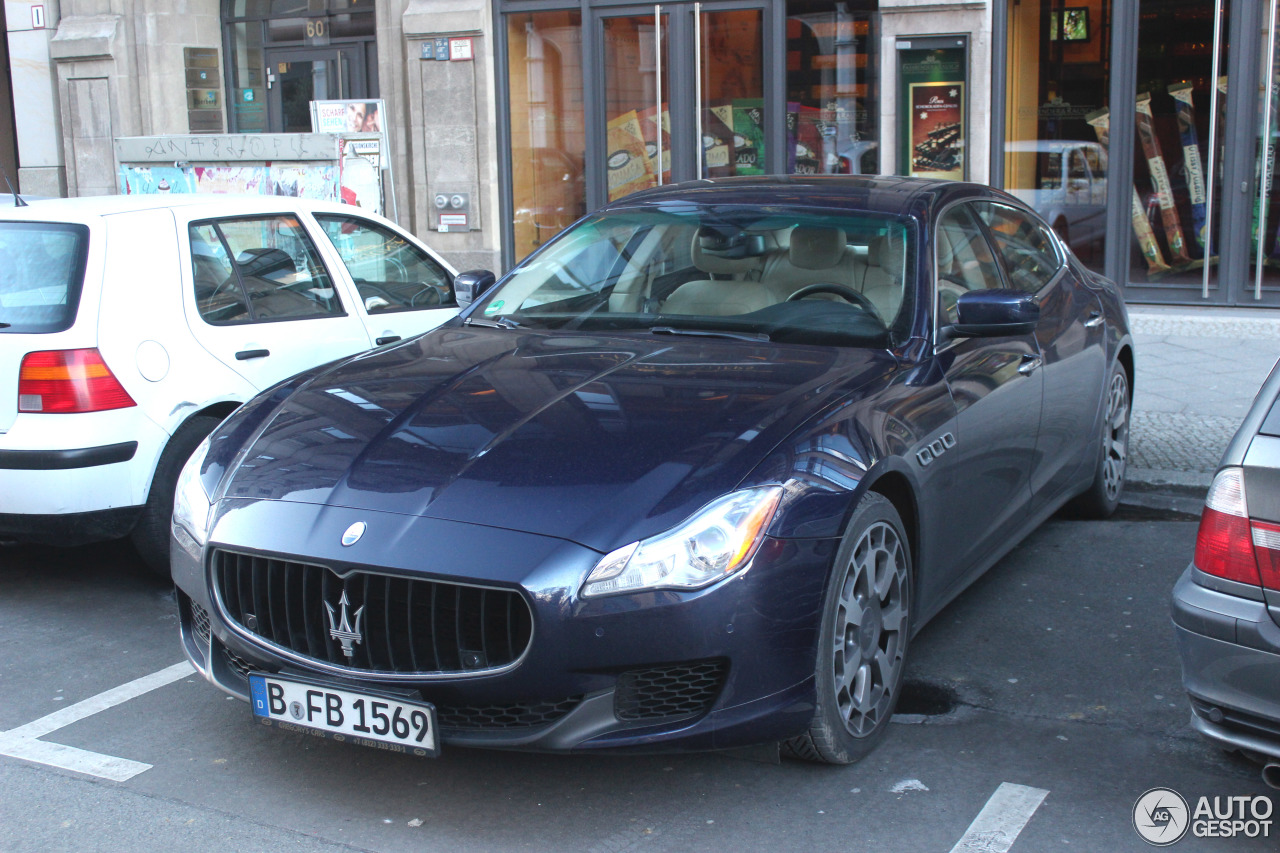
[212,549,533,676]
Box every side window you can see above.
[189,215,343,325]
[190,224,248,323]
[973,202,1062,294]
[315,215,456,313]
[935,205,1002,324]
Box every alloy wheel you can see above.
[830,520,908,737]
[1101,370,1130,503]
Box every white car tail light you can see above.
[18,348,136,414]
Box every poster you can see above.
[119,165,197,195]
[702,103,736,176]
[339,137,383,214]
[787,102,824,174]
[606,111,656,201]
[897,41,968,180]
[638,104,671,184]
[733,99,765,176]
[117,162,336,201]
[908,82,965,180]
[192,166,264,195]
[311,101,394,218]
[312,99,385,135]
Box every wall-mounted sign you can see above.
[449,38,473,61]
[896,36,968,181]
[311,102,396,220]
[184,47,223,135]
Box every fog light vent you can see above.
[614,659,727,722]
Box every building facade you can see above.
[2,0,1277,308]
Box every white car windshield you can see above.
[473,206,915,347]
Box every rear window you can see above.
[0,222,90,333]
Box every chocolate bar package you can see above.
[1135,92,1193,265]
[1167,82,1209,253]
[1087,107,1171,274]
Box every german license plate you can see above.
[248,673,438,757]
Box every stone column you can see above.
[403,0,500,274]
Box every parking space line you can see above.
[948,782,1049,853]
[0,661,194,782]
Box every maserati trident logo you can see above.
[341,521,367,546]
[324,590,365,658]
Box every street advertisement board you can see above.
[310,100,394,218]
[897,39,968,180]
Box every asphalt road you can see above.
[1,515,1275,853]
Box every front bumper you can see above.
[1171,565,1280,761]
[174,498,837,753]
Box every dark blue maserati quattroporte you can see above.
[172,176,1133,763]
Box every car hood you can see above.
[220,326,895,551]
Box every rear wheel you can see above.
[131,415,222,579]
[1068,362,1130,518]
[784,492,912,764]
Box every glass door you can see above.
[1249,0,1280,304]
[1126,0,1229,298]
[265,48,358,133]
[596,3,765,203]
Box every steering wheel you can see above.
[786,283,882,322]
[410,283,443,307]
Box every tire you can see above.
[784,492,913,764]
[131,414,222,579]
[1067,362,1131,519]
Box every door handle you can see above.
[235,348,270,361]
[1084,311,1104,328]
[1018,354,1043,375]
[376,335,401,346]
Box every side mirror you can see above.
[454,269,497,308]
[942,289,1040,340]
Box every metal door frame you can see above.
[585,0,775,212]
[262,45,365,133]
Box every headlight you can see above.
[581,486,783,597]
[172,434,214,558]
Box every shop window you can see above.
[507,11,587,263]
[785,1,879,176]
[1004,0,1112,271]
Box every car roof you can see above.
[0,193,371,224]
[609,175,1009,219]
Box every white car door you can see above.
[308,211,459,346]
[181,211,374,390]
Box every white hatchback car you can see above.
[0,194,459,573]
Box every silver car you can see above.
[1173,356,1280,788]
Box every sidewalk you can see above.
[1125,305,1280,510]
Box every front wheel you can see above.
[784,492,912,764]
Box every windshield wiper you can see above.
[649,326,771,342]
[464,315,522,330]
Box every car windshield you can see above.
[473,206,915,347]
[0,221,90,334]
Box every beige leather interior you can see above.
[659,224,905,324]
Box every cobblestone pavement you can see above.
[1127,307,1280,493]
